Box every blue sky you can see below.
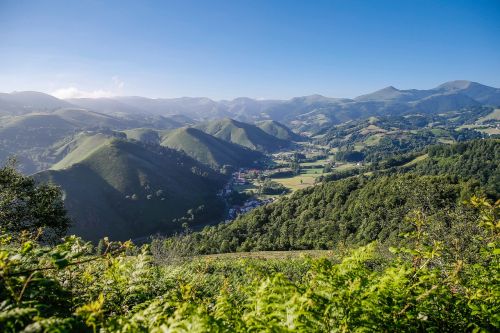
[0,0,499,100]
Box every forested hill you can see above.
[36,140,225,241]
[175,174,479,253]
[330,139,499,197]
[166,139,498,254]
[408,139,499,196]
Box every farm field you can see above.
[479,127,500,135]
[476,108,500,123]
[300,157,330,167]
[334,162,358,171]
[273,174,318,191]
[272,163,358,191]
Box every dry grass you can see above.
[477,108,500,124]
[401,154,428,167]
[274,175,317,191]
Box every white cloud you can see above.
[51,76,126,99]
[51,87,115,99]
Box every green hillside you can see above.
[169,174,479,253]
[0,114,77,149]
[408,139,499,195]
[0,114,79,172]
[0,110,146,173]
[36,139,225,242]
[195,118,290,152]
[316,110,490,163]
[50,132,119,170]
[160,127,263,169]
[255,120,303,141]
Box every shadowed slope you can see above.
[36,140,225,241]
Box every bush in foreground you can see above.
[0,196,498,332]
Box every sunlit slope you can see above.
[161,127,263,169]
[122,128,164,144]
[0,114,77,149]
[195,118,290,152]
[53,108,132,128]
[255,120,303,141]
[50,132,117,170]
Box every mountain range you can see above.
[1,79,498,174]
[2,81,499,130]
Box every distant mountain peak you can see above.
[355,85,404,101]
[381,85,399,91]
[291,94,334,104]
[307,94,327,98]
[437,80,474,91]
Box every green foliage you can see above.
[226,190,252,206]
[316,111,489,163]
[410,139,500,197]
[0,197,498,332]
[0,161,70,243]
[335,150,365,162]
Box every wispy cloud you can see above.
[112,76,125,89]
[51,87,115,99]
[51,76,126,99]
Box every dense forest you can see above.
[325,139,499,194]
[410,140,500,196]
[156,139,498,254]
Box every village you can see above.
[218,168,276,221]
[217,142,359,222]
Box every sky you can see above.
[0,0,499,100]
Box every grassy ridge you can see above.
[161,127,263,169]
[255,120,303,141]
[50,133,116,170]
[195,118,290,152]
